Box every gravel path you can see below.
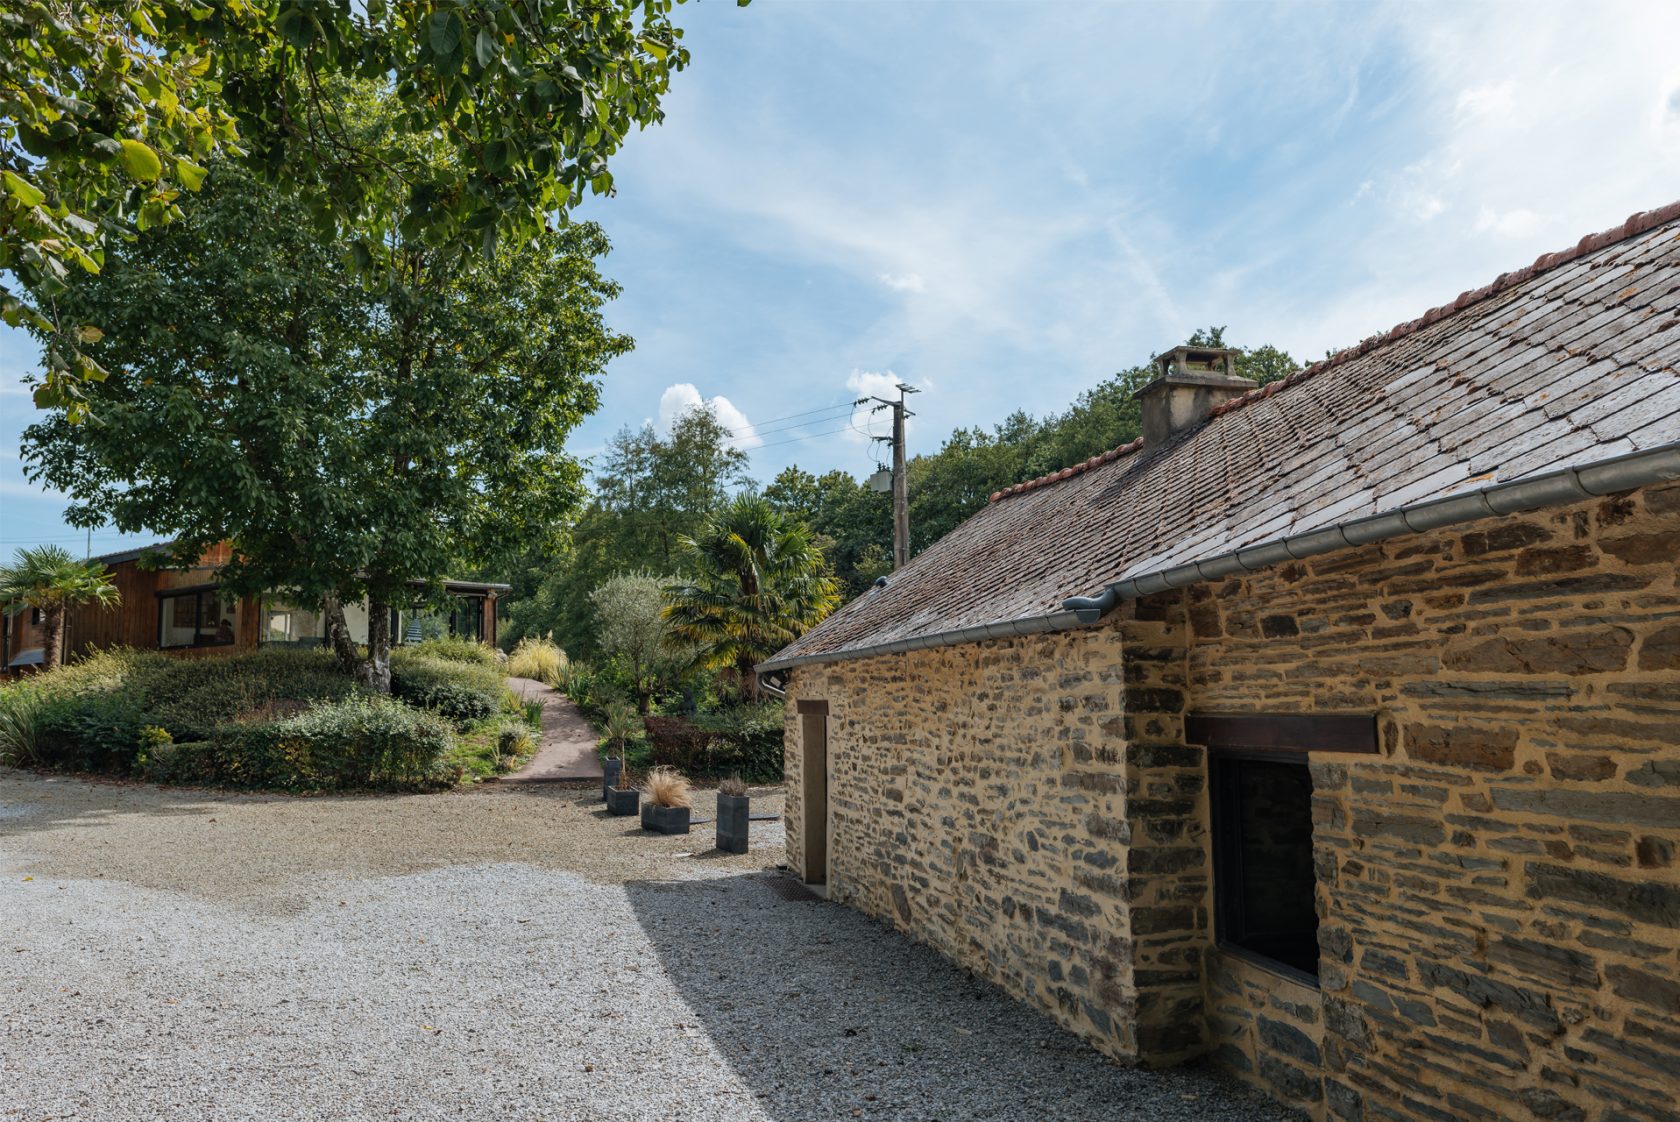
[1,770,1297,1122]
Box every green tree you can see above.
[0,544,120,670]
[4,0,692,412]
[590,572,689,713]
[663,495,839,700]
[22,149,628,691]
[765,465,891,597]
[502,406,751,657]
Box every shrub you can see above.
[495,721,535,769]
[137,646,360,739]
[645,702,784,782]
[643,765,692,809]
[506,636,567,684]
[389,651,504,727]
[559,659,634,722]
[183,696,455,791]
[0,683,49,767]
[36,690,147,773]
[403,636,498,666]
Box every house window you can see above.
[450,595,485,643]
[1210,752,1319,981]
[1190,713,1374,986]
[158,588,238,649]
[262,600,326,646]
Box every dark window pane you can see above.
[1214,754,1319,979]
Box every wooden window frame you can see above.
[1208,748,1320,988]
[1186,712,1377,756]
[1192,712,1373,989]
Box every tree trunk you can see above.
[324,594,391,694]
[738,654,758,701]
[366,597,392,695]
[40,604,65,671]
[323,594,364,681]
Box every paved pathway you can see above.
[502,676,603,782]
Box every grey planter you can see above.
[716,793,749,854]
[606,786,640,817]
[601,757,622,802]
[641,802,691,835]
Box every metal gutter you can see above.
[759,440,1680,675]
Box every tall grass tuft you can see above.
[642,764,693,809]
[507,637,567,685]
[0,683,48,767]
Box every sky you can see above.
[5,0,1680,556]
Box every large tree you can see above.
[23,145,630,690]
[501,405,751,657]
[662,494,839,700]
[0,544,120,670]
[3,0,693,413]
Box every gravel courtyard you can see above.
[1,770,1298,1122]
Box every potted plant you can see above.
[639,765,693,835]
[715,774,749,854]
[603,702,641,816]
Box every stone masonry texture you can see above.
[781,480,1680,1122]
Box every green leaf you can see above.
[475,27,497,68]
[430,12,463,59]
[1,170,45,207]
[277,8,315,48]
[640,37,667,61]
[77,325,104,344]
[136,197,169,230]
[119,139,163,182]
[175,159,208,191]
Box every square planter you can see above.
[641,802,691,835]
[606,786,640,817]
[716,793,749,854]
[601,758,623,802]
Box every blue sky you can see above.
[5,0,1680,555]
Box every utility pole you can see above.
[871,384,919,570]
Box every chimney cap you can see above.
[1152,344,1245,381]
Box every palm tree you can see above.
[662,494,840,700]
[0,545,121,671]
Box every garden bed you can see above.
[0,641,540,793]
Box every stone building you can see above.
[759,203,1680,1122]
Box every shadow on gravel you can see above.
[623,874,1303,1122]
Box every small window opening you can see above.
[1211,751,1319,982]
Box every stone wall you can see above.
[1179,481,1680,1122]
[780,480,1680,1122]
[783,627,1148,1059]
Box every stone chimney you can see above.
[1135,345,1256,450]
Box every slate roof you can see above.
[766,200,1680,670]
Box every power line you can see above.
[749,423,859,451]
[745,404,865,440]
[746,398,867,429]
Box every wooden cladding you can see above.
[796,699,829,716]
[1186,712,1379,756]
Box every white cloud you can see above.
[877,272,926,294]
[1474,206,1542,238]
[842,369,929,445]
[1454,81,1517,122]
[656,382,762,450]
